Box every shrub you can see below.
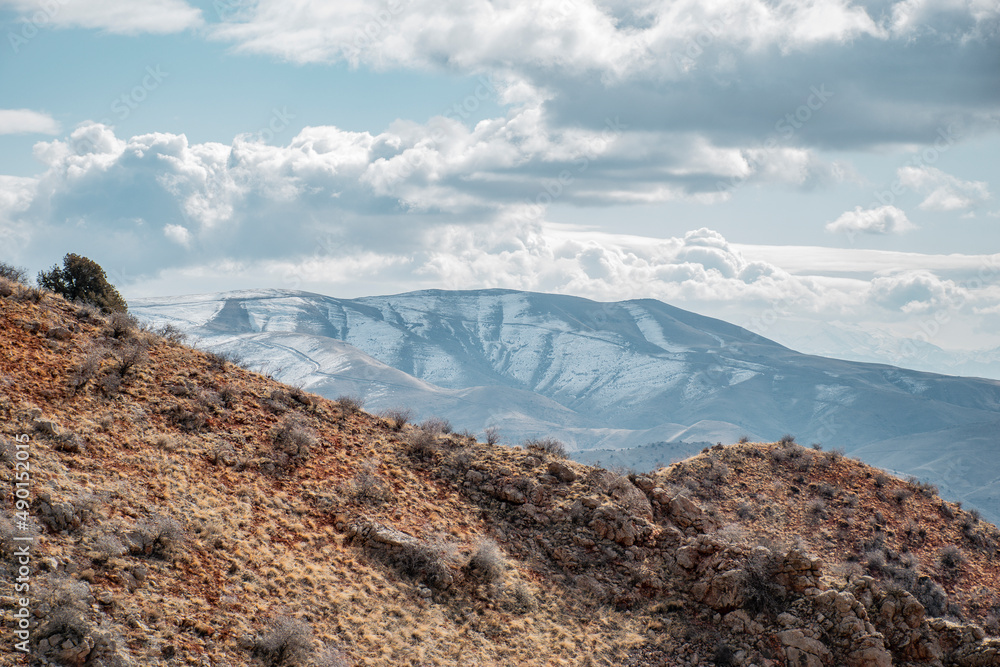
[37,253,128,312]
[938,545,964,572]
[348,463,391,505]
[153,322,187,344]
[892,488,913,505]
[167,404,210,432]
[807,499,828,521]
[107,311,137,338]
[420,416,453,434]
[741,549,786,616]
[337,394,365,416]
[254,616,314,667]
[114,339,148,377]
[271,418,316,468]
[778,434,796,446]
[816,483,838,499]
[874,472,890,488]
[131,514,184,558]
[465,539,506,584]
[380,407,413,430]
[712,643,737,666]
[737,435,750,444]
[206,349,243,371]
[907,476,938,498]
[409,429,439,459]
[483,426,501,445]
[525,437,567,458]
[68,350,104,395]
[0,260,28,284]
[911,575,949,617]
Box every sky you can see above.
[1,0,999,377]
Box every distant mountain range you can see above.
[131,288,1000,523]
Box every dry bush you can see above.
[106,311,138,339]
[129,514,184,558]
[483,426,501,445]
[206,349,244,371]
[420,416,453,434]
[409,429,440,459]
[68,350,105,395]
[892,488,913,505]
[270,417,317,469]
[380,407,413,430]
[166,404,210,432]
[336,394,365,416]
[153,322,186,344]
[465,539,506,585]
[806,499,828,522]
[114,338,148,377]
[0,260,28,284]
[14,284,45,304]
[938,545,965,574]
[741,548,786,617]
[525,437,567,459]
[254,616,314,667]
[347,462,392,506]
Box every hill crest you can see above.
[2,278,1000,666]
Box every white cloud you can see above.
[4,121,1000,358]
[868,270,965,314]
[1,0,203,34]
[825,205,914,234]
[0,109,60,135]
[898,165,991,212]
[203,0,999,154]
[164,224,192,246]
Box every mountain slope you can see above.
[132,288,1000,522]
[3,277,1000,667]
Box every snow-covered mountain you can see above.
[131,288,1000,523]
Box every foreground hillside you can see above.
[2,279,1000,667]
[130,289,1000,524]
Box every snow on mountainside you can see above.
[131,288,1000,523]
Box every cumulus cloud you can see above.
[898,165,992,212]
[868,270,966,313]
[0,109,60,135]
[825,205,914,234]
[2,0,203,34]
[4,118,844,281]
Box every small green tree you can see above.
[37,254,128,313]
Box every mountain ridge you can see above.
[131,288,1000,524]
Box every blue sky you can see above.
[1,0,999,377]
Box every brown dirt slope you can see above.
[0,277,998,667]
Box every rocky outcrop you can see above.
[346,520,455,590]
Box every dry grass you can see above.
[0,289,651,666]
